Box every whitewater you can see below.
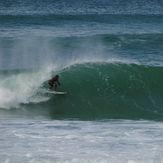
[0,0,163,162]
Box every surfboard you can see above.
[45,90,67,95]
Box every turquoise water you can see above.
[0,0,163,162]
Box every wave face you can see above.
[1,63,163,121]
[48,63,163,120]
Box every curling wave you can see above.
[1,62,163,120]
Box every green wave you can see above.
[1,62,163,120]
[38,63,163,120]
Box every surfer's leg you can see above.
[49,85,53,89]
[48,81,53,89]
[54,83,57,91]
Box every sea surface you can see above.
[0,0,163,162]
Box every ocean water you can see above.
[0,0,163,162]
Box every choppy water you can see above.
[1,119,163,163]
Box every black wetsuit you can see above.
[48,76,60,90]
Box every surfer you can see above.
[48,75,61,90]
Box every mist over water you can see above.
[0,0,163,69]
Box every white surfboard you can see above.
[45,90,67,95]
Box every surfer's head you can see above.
[55,75,59,79]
